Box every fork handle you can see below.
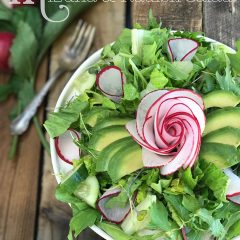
[11,68,65,135]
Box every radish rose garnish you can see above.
[168,38,199,61]
[126,89,205,175]
[96,66,126,102]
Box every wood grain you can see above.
[203,1,240,47]
[132,0,202,31]
[0,58,48,240]
[37,2,125,240]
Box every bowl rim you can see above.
[50,36,235,240]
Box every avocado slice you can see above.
[96,137,134,172]
[83,107,118,127]
[203,90,240,109]
[88,126,130,152]
[94,117,132,131]
[203,127,240,147]
[204,107,240,135]
[108,143,143,182]
[199,142,240,169]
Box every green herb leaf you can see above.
[44,96,89,138]
[149,201,172,231]
[11,21,38,78]
[228,40,240,75]
[150,68,168,89]
[200,160,229,202]
[69,204,99,239]
[123,83,140,101]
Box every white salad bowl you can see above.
[50,36,236,240]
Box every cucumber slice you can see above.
[96,137,134,172]
[61,164,88,193]
[74,175,99,208]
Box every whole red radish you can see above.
[0,32,15,72]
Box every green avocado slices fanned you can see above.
[88,125,130,152]
[96,137,134,172]
[199,142,240,169]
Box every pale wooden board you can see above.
[37,2,125,240]
[0,58,48,240]
[132,0,202,31]
[203,1,240,47]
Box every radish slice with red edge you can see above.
[97,188,135,224]
[224,168,240,204]
[54,129,81,165]
[168,38,199,61]
[96,66,125,102]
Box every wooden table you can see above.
[0,1,239,239]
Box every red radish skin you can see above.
[54,129,81,165]
[126,89,205,175]
[96,66,125,102]
[0,32,15,72]
[97,188,136,224]
[182,228,187,240]
[168,38,199,62]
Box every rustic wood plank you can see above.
[132,0,202,31]
[0,58,48,240]
[37,2,125,240]
[203,0,240,47]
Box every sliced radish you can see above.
[54,129,81,165]
[96,66,125,102]
[142,147,172,168]
[224,168,240,205]
[168,38,199,61]
[136,90,168,139]
[97,188,134,224]
[126,89,205,175]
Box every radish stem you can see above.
[8,135,19,160]
[33,116,50,155]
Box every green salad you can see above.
[44,12,240,240]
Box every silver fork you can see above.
[11,20,96,135]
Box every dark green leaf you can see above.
[11,21,38,78]
[44,96,89,138]
[182,195,200,212]
[0,4,12,21]
[200,160,229,202]
[164,194,190,222]
[149,201,172,231]
[69,205,99,238]
[0,84,13,102]
[12,7,42,39]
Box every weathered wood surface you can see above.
[37,2,125,240]
[0,58,48,240]
[132,0,202,31]
[203,0,240,48]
